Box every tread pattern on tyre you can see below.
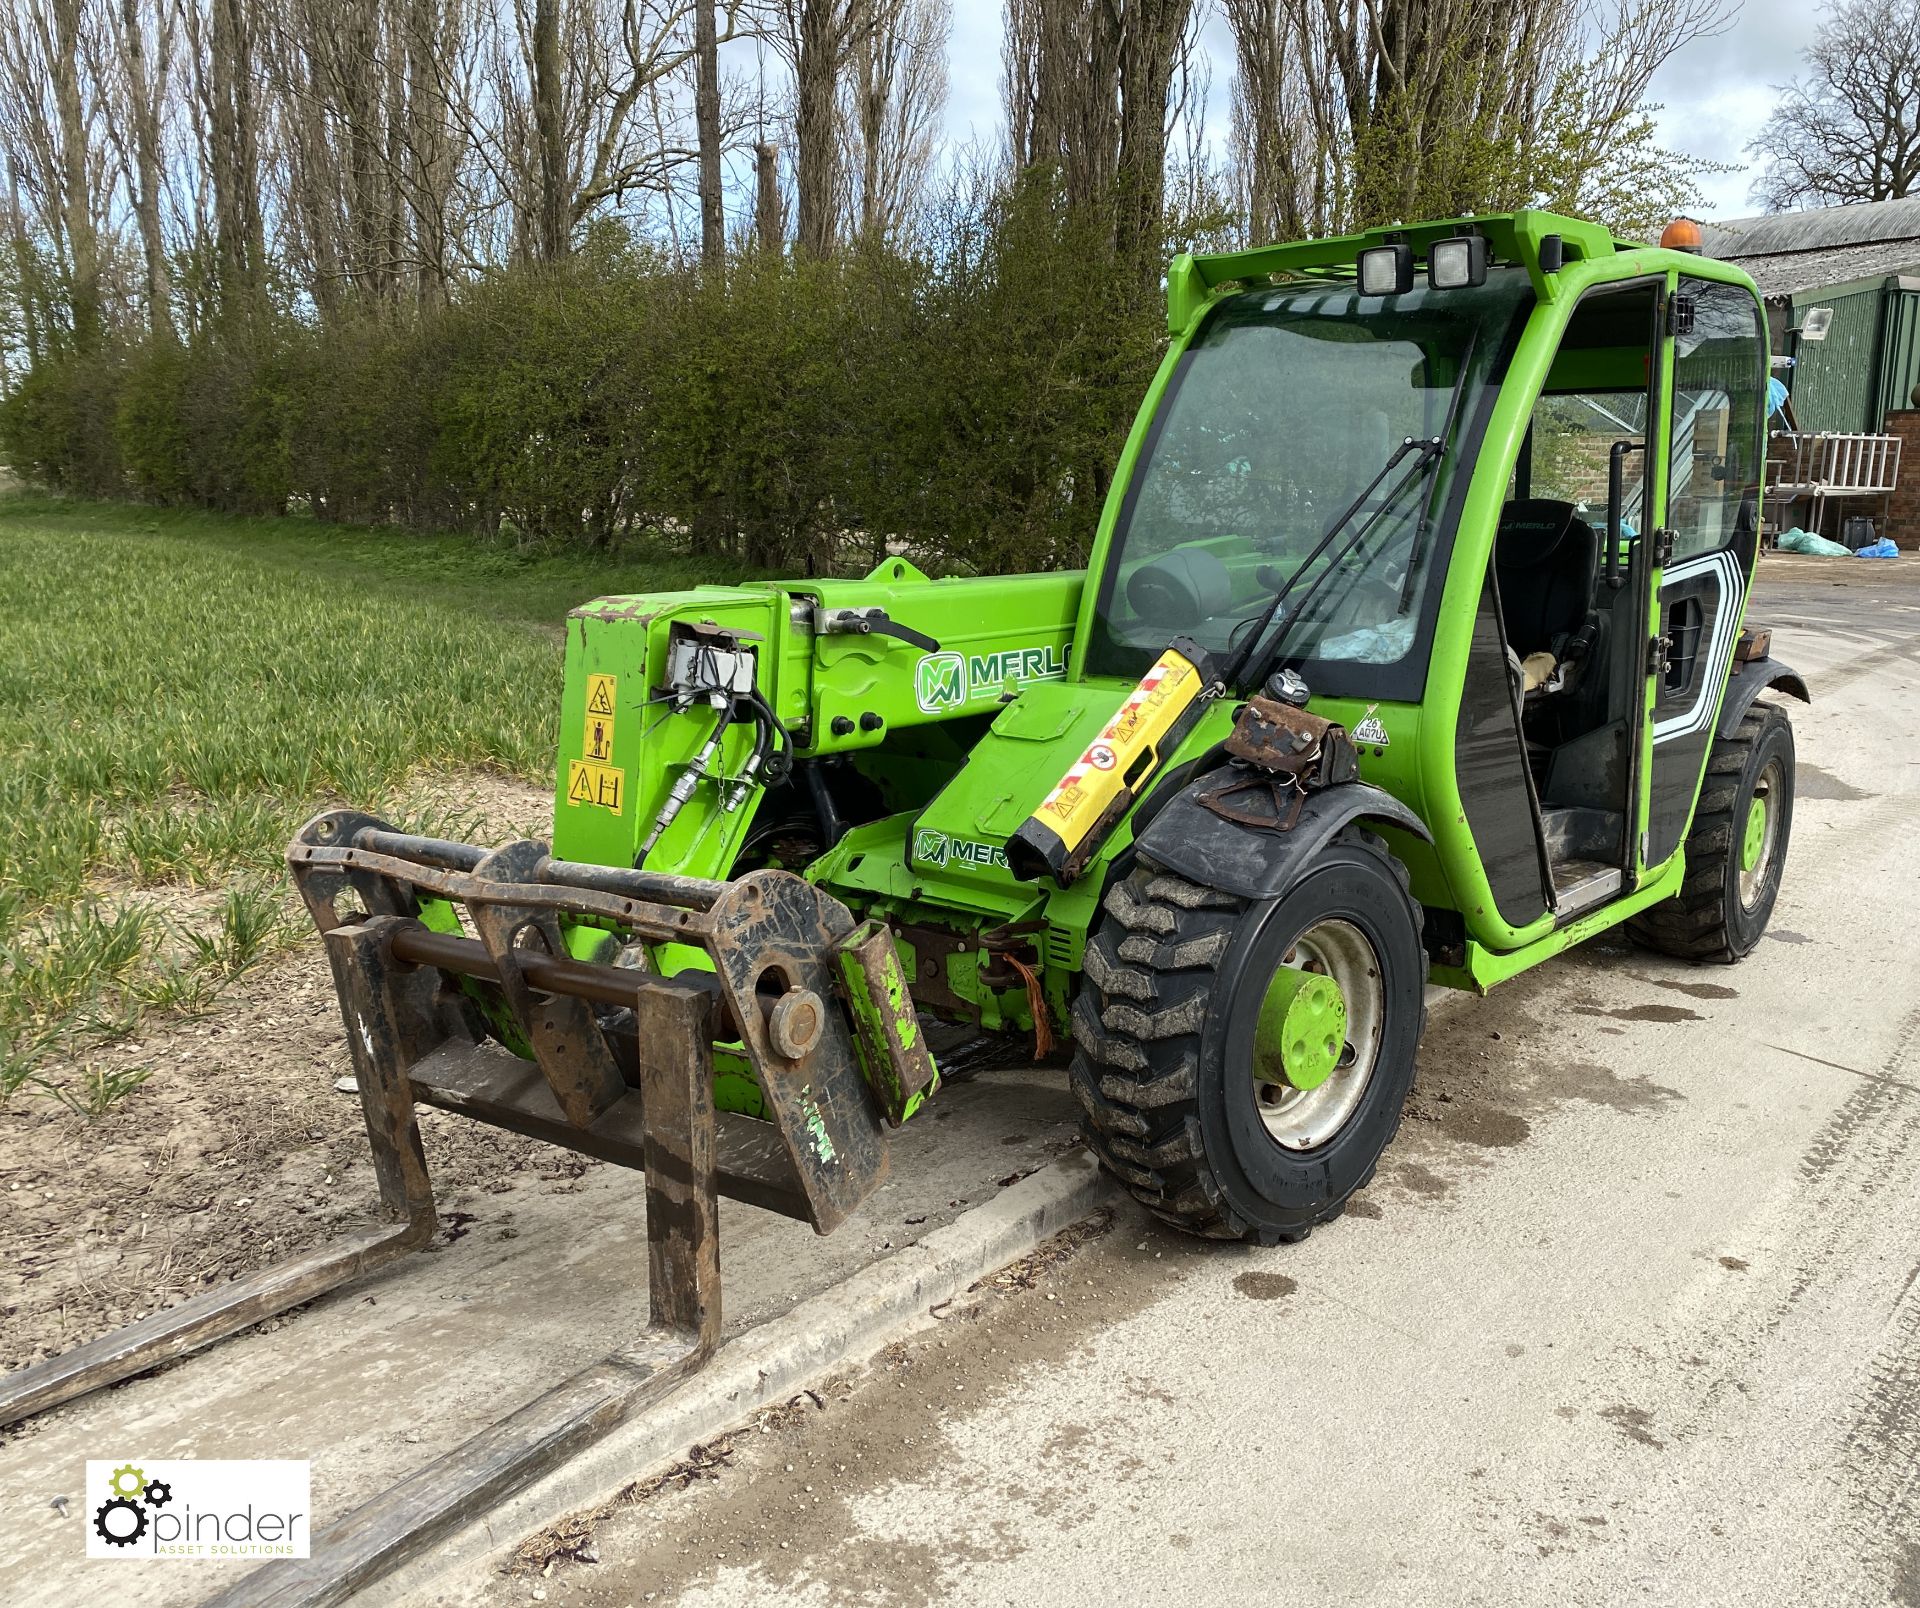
[1069,831,1415,1246]
[1630,701,1780,962]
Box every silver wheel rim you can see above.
[1253,918,1384,1152]
[1738,756,1784,909]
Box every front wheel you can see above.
[1070,830,1425,1244]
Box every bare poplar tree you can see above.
[188,0,267,314]
[1001,0,1196,268]
[843,0,948,246]
[400,0,469,306]
[1223,0,1731,239]
[1003,0,1121,211]
[1224,0,1335,240]
[755,138,784,250]
[109,0,175,337]
[530,0,569,261]
[780,0,870,256]
[481,0,754,264]
[1114,0,1193,266]
[0,0,109,350]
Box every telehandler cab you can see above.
[2,212,1807,1461]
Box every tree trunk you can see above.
[695,0,724,268]
[48,0,100,350]
[207,0,266,317]
[406,0,453,308]
[5,158,41,366]
[855,19,882,243]
[755,140,783,252]
[793,0,840,256]
[1115,0,1192,271]
[118,0,173,339]
[532,0,569,261]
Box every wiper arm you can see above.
[1222,435,1442,694]
[1396,326,1480,613]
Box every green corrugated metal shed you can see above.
[1785,276,1920,432]
[1699,199,1920,432]
[1877,279,1920,420]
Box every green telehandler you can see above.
[1,213,1808,1513]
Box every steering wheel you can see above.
[1126,548,1234,630]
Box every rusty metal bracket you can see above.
[1196,694,1364,833]
[466,839,627,1126]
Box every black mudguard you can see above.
[1717,656,1809,739]
[1129,778,1432,903]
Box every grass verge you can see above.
[0,492,743,1110]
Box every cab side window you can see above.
[1667,279,1767,563]
[1525,391,1650,535]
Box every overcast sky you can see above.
[939,0,1821,222]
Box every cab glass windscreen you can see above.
[1085,266,1534,689]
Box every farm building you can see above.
[1703,198,1920,547]
[1702,197,1920,434]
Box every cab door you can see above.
[1640,275,1768,868]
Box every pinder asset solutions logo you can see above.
[85,1459,311,1560]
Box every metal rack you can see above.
[1765,429,1904,544]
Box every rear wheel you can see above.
[1630,701,1794,962]
[1070,830,1425,1244]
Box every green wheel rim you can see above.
[1247,918,1384,1153]
[1741,794,1767,874]
[1738,756,1785,909]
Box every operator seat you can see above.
[1495,499,1600,690]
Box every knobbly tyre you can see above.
[2,214,1806,1463]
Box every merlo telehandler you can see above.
[3,213,1807,1469]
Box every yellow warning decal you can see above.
[584,707,615,763]
[566,759,624,815]
[1028,645,1204,851]
[585,673,617,718]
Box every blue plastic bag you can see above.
[1855,537,1899,558]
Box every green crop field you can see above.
[0,494,743,1112]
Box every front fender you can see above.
[1130,778,1431,903]
[1717,656,1810,739]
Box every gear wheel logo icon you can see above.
[107,1463,148,1499]
[142,1478,174,1507]
[93,1495,148,1548]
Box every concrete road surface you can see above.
[496,553,1920,1608]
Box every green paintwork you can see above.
[551,562,1084,876]
[1742,794,1767,874]
[1253,967,1347,1092]
[1426,854,1688,993]
[836,920,940,1125]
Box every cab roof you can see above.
[1166,211,1758,335]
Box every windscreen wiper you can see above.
[1220,330,1481,693]
[1395,326,1480,613]
[1221,434,1443,695]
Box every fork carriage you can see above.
[0,808,932,1431]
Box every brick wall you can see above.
[1887,410,1920,549]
